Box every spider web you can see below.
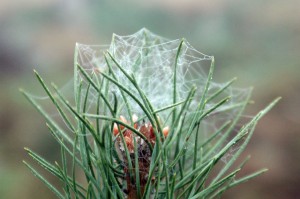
[75,28,252,165]
[24,29,257,198]
[26,28,252,166]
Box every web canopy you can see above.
[76,29,249,121]
[75,28,251,163]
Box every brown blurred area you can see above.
[0,0,299,198]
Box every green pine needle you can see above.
[22,29,280,199]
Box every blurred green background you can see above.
[1,0,299,198]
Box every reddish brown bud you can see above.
[124,136,134,152]
[113,123,119,136]
[162,126,169,137]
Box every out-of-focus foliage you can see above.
[0,0,299,198]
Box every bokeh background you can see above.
[1,0,299,198]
